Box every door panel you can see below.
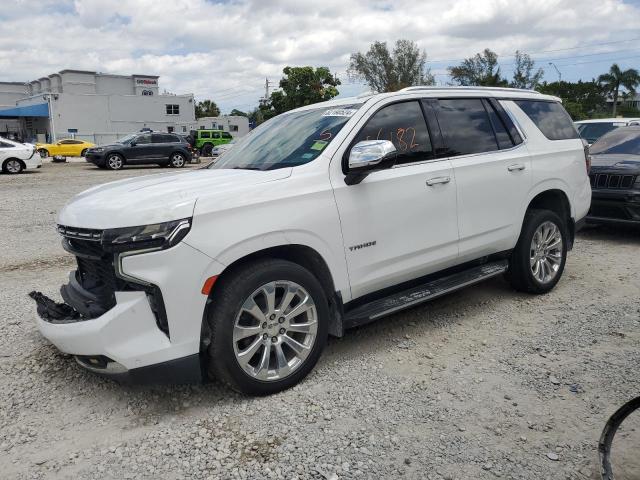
[331,99,459,300]
[333,161,459,299]
[128,134,153,163]
[433,97,532,261]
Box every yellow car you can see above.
[36,139,95,158]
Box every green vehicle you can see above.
[190,130,233,156]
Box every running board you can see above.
[343,260,509,329]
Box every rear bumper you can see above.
[587,189,640,225]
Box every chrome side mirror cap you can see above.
[348,140,396,170]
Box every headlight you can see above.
[93,147,104,153]
[102,218,191,252]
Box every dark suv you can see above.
[85,133,192,170]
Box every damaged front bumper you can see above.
[29,288,203,384]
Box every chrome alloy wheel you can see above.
[5,159,22,173]
[107,154,123,170]
[232,281,318,381]
[171,153,185,167]
[530,221,563,284]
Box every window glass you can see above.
[352,101,432,165]
[222,132,232,139]
[437,98,498,156]
[213,132,221,139]
[200,131,211,139]
[514,100,578,140]
[136,134,151,144]
[165,104,180,115]
[577,123,618,144]
[152,134,176,143]
[485,102,513,149]
[589,128,640,155]
[60,139,74,144]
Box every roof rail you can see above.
[398,86,541,94]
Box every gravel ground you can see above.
[1,162,639,479]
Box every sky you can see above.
[1,0,640,113]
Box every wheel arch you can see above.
[203,244,344,340]
[524,188,574,248]
[2,157,26,170]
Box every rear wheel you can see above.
[106,153,124,170]
[2,159,24,174]
[169,152,186,168]
[206,259,329,395]
[508,209,567,294]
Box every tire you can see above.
[2,158,24,174]
[206,259,329,395]
[105,153,124,170]
[39,149,49,158]
[81,149,87,157]
[201,143,213,156]
[507,209,568,294]
[169,152,186,168]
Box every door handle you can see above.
[426,176,451,186]
[507,164,526,172]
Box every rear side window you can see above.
[152,134,178,143]
[514,100,578,140]
[436,98,498,156]
[352,101,433,165]
[222,132,233,139]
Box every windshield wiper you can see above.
[232,166,263,171]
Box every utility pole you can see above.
[548,62,562,82]
[264,77,270,100]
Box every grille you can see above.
[589,173,636,189]
[58,225,170,337]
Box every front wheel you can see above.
[169,152,186,168]
[105,153,124,170]
[206,259,329,395]
[507,209,568,294]
[81,149,87,157]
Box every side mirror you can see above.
[130,141,137,147]
[345,140,396,185]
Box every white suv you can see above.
[1,138,40,174]
[31,87,591,394]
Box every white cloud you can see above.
[1,0,639,112]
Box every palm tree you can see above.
[598,64,640,116]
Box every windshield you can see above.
[211,104,361,171]
[590,128,640,155]
[116,134,137,144]
[577,123,619,144]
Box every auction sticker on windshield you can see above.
[322,109,358,117]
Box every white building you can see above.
[175,115,251,138]
[0,70,195,144]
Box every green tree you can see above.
[511,51,544,89]
[598,63,640,116]
[536,80,608,120]
[348,39,435,92]
[260,66,340,119]
[229,109,247,117]
[449,48,508,87]
[195,99,220,118]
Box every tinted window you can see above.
[222,132,232,139]
[589,128,640,155]
[436,98,498,156]
[353,101,432,165]
[515,100,578,140]
[577,123,619,144]
[213,132,221,139]
[136,134,151,144]
[485,102,513,149]
[200,131,211,139]
[152,134,178,143]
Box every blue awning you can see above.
[0,103,49,117]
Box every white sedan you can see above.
[0,138,41,174]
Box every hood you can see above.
[590,154,640,171]
[58,168,292,229]
[90,143,121,149]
